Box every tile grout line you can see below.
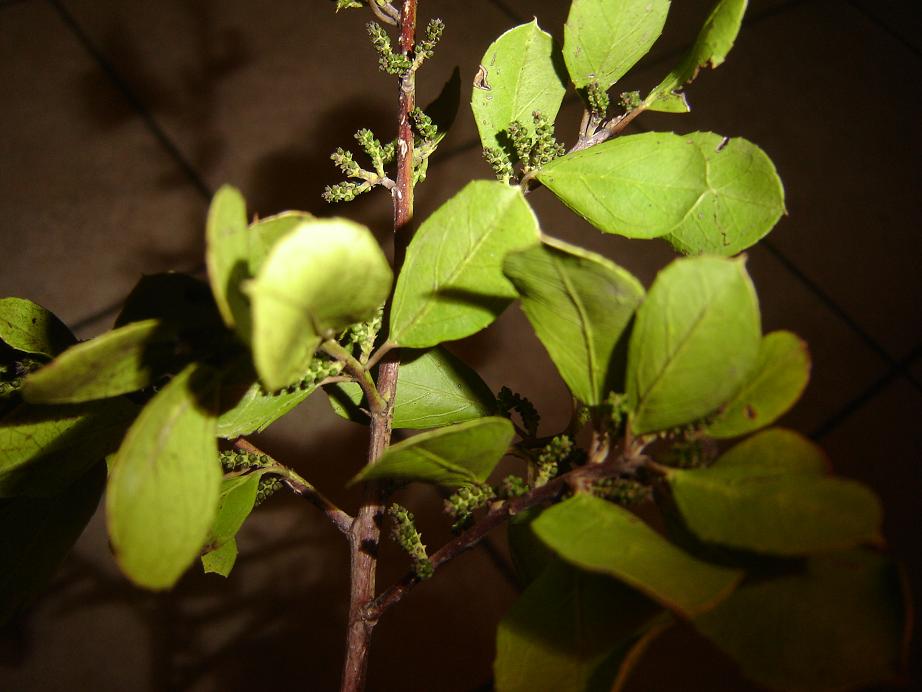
[847,0,921,59]
[46,0,211,332]
[47,0,213,202]
[812,341,922,440]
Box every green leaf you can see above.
[106,364,222,590]
[21,319,185,404]
[563,0,671,90]
[532,494,742,617]
[666,428,883,555]
[536,132,707,239]
[246,211,313,275]
[646,0,747,113]
[694,550,910,691]
[389,181,540,348]
[326,347,496,429]
[201,537,237,577]
[0,463,105,623]
[0,297,76,357]
[205,185,250,331]
[352,417,514,488]
[664,133,785,255]
[0,398,137,497]
[218,377,319,439]
[495,560,665,692]
[706,331,810,438]
[248,218,392,391]
[207,473,260,549]
[503,237,644,405]
[626,256,761,435]
[472,20,566,155]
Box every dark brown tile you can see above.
[0,1,208,338]
[641,0,922,360]
[850,0,922,54]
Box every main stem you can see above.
[341,3,417,691]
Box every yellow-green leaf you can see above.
[0,297,76,358]
[352,417,513,488]
[503,237,644,405]
[389,181,539,348]
[533,494,742,617]
[563,0,671,90]
[106,365,222,590]
[248,218,392,391]
[667,428,883,555]
[706,331,810,438]
[627,256,761,434]
[205,185,250,332]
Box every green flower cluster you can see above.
[535,435,573,487]
[586,81,610,119]
[444,483,495,531]
[255,476,285,506]
[497,386,540,438]
[388,503,433,580]
[367,22,412,76]
[591,477,650,506]
[498,475,529,499]
[219,449,272,472]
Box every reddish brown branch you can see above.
[365,455,626,621]
[231,437,353,534]
[341,3,418,691]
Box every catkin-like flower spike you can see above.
[505,121,533,166]
[535,435,572,487]
[499,475,529,499]
[367,21,412,75]
[529,111,565,169]
[388,504,433,580]
[444,483,495,531]
[591,477,651,506]
[619,90,642,111]
[483,147,514,184]
[410,108,439,142]
[586,81,610,120]
[497,386,540,438]
[354,129,388,175]
[322,180,371,203]
[331,147,361,177]
[413,18,445,67]
[255,476,285,506]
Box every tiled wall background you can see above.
[1,0,920,690]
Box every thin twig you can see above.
[364,340,397,370]
[232,437,354,535]
[367,0,398,25]
[365,453,628,621]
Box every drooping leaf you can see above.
[21,319,185,404]
[536,132,707,239]
[532,494,742,617]
[389,181,540,348]
[0,398,137,497]
[107,364,222,590]
[205,185,250,331]
[706,331,810,438]
[351,417,514,488]
[248,218,392,391]
[666,428,883,555]
[694,550,910,691]
[494,560,666,692]
[246,211,313,275]
[646,0,747,113]
[326,347,496,429]
[665,133,785,255]
[626,256,761,435]
[0,462,105,623]
[503,237,644,405]
[472,20,566,155]
[206,473,260,549]
[563,0,671,90]
[201,536,237,577]
[0,297,76,358]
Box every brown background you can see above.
[1,0,920,690]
